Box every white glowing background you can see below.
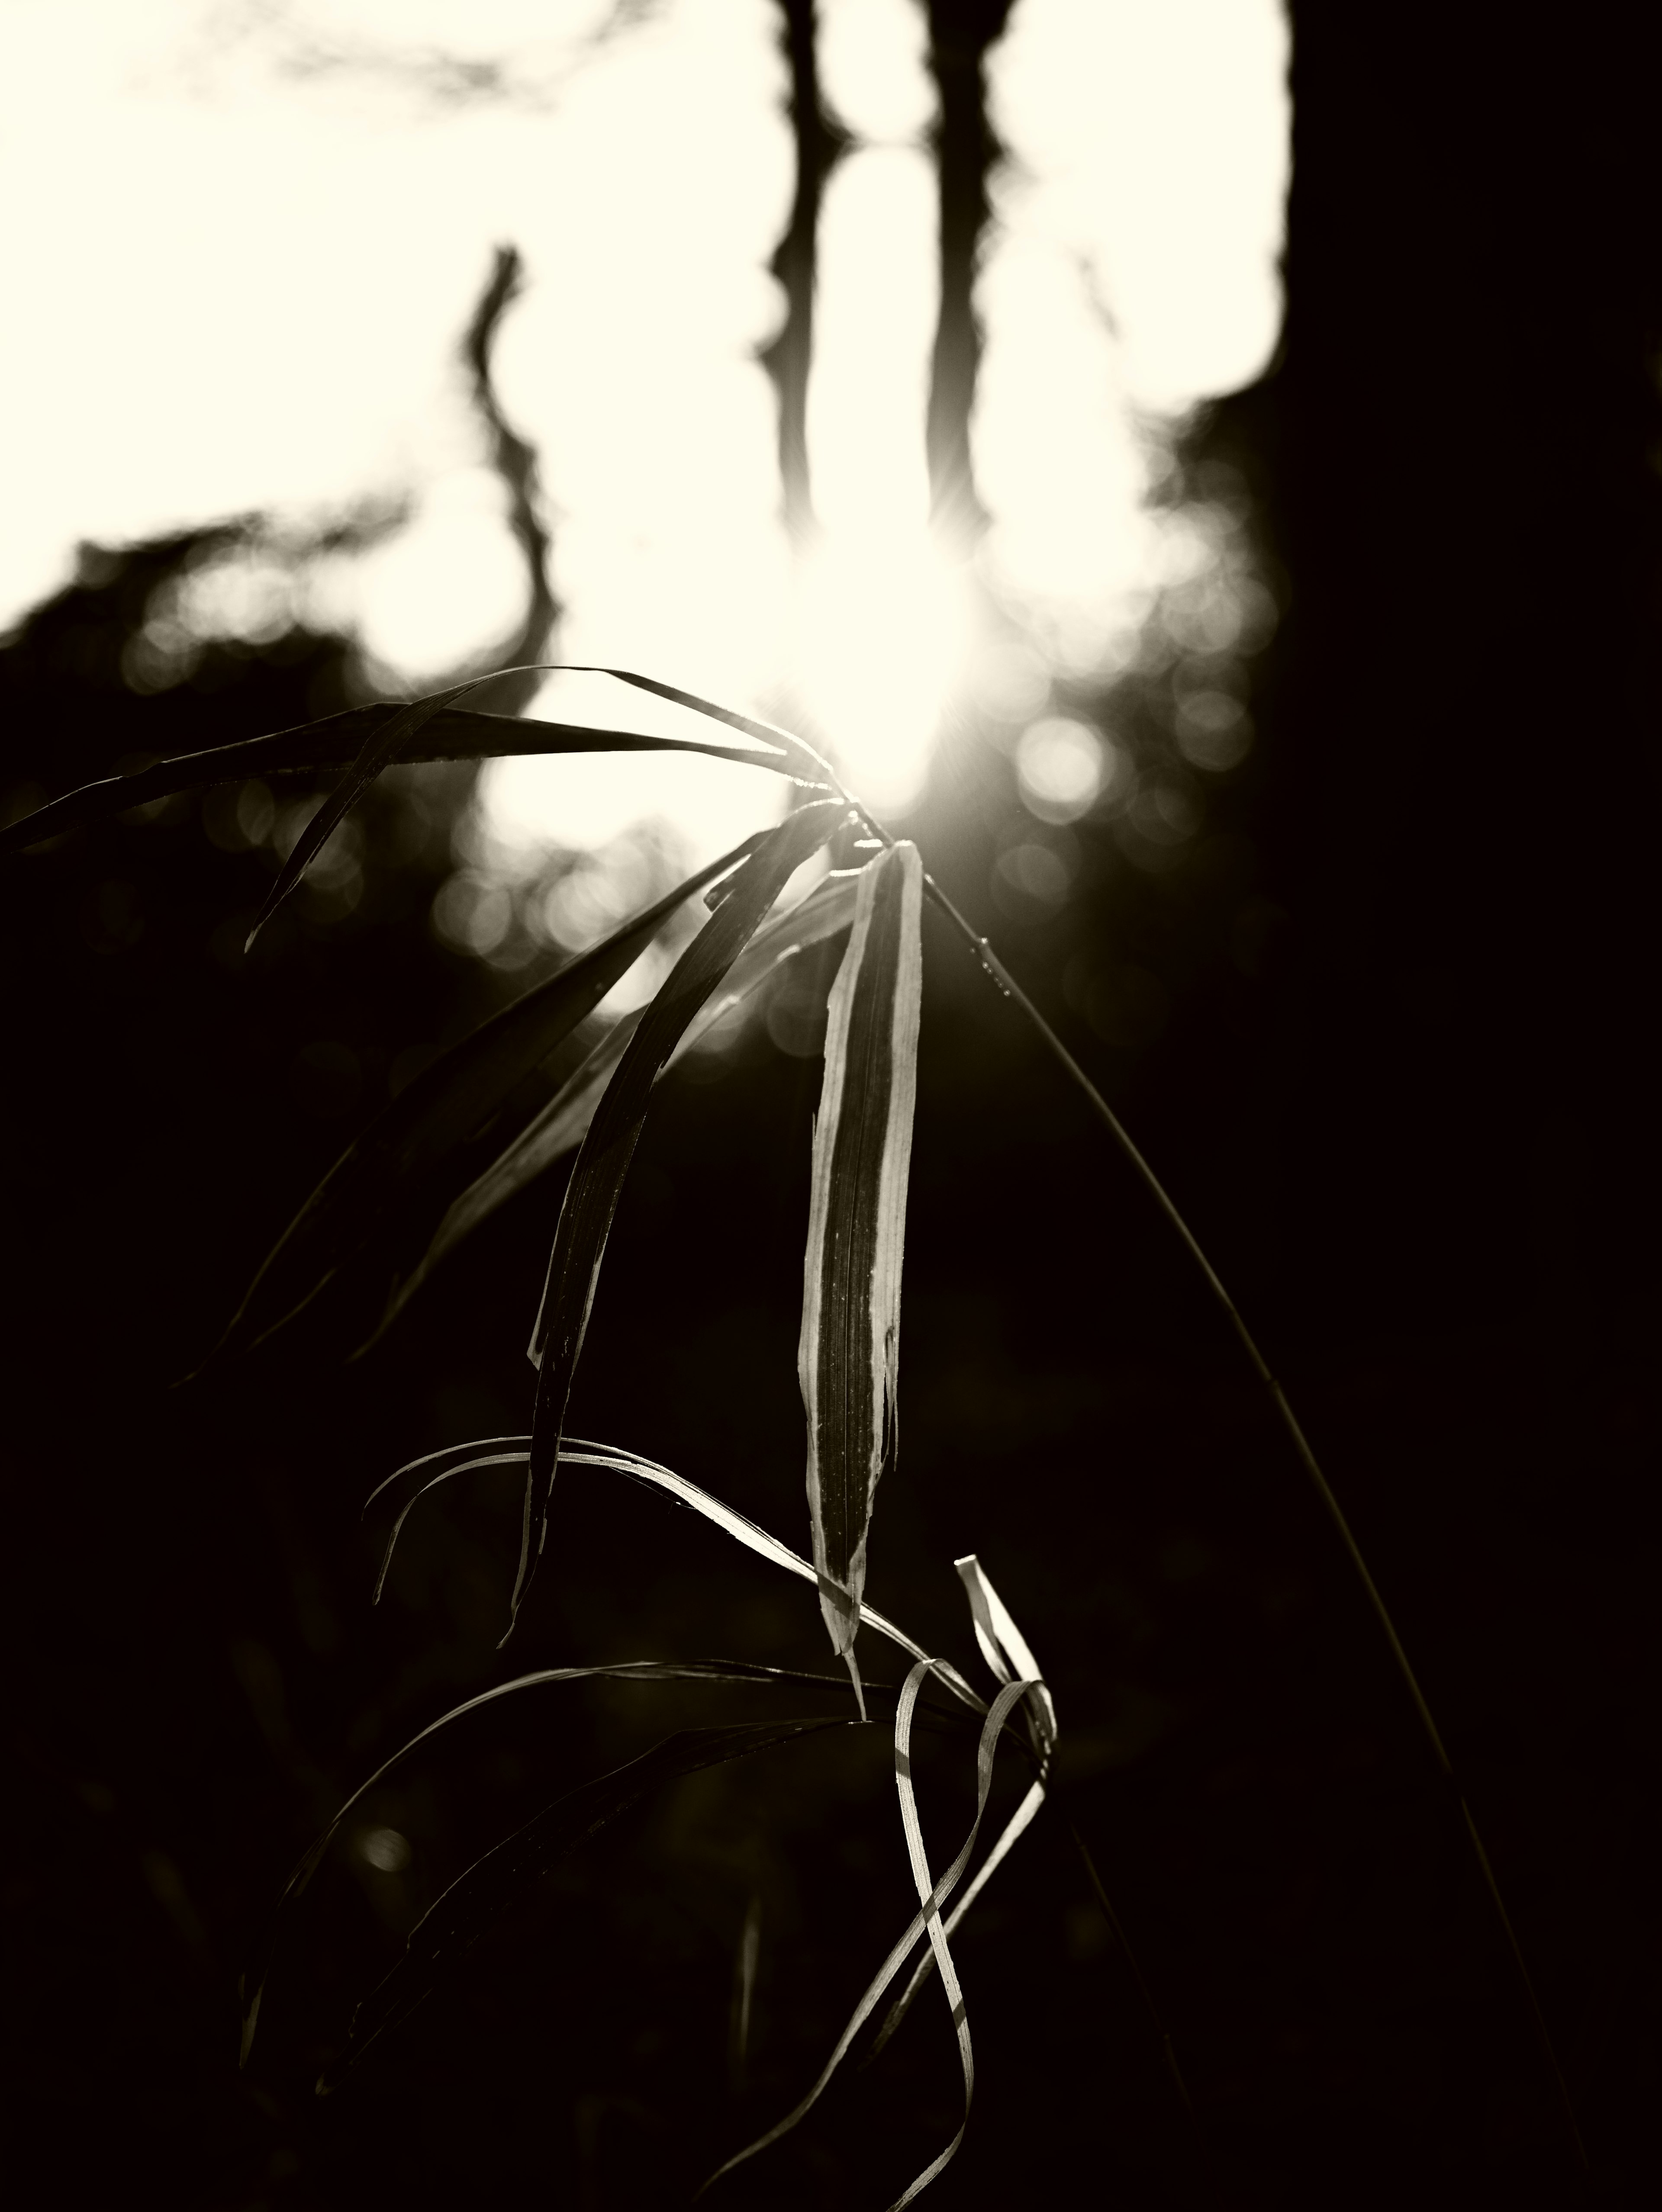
[0,0,1289,851]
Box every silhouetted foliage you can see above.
[5,11,1661,2211]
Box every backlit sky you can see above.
[0,0,1288,846]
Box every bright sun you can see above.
[786,524,975,815]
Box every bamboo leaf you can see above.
[362,1435,983,1718]
[799,841,924,1711]
[953,1552,1057,1754]
[573,664,836,783]
[246,665,593,947]
[0,676,830,862]
[317,1718,852,2090]
[867,1559,1056,2063]
[507,799,850,1638]
[198,834,768,1373]
[699,1673,1032,2204]
[358,869,863,1351]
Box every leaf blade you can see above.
[799,842,924,1704]
[699,1673,1032,2202]
[362,1435,986,1717]
[867,1559,1056,2062]
[203,833,767,1370]
[0,694,825,861]
[359,868,864,1349]
[508,798,850,1635]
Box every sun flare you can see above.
[786,524,974,815]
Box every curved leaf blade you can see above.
[867,1559,1056,2062]
[247,665,834,948]
[359,868,863,1350]
[363,1435,986,1717]
[248,665,558,947]
[200,833,767,1372]
[799,842,924,1707]
[0,689,827,862]
[573,663,836,784]
[508,798,850,1636]
[699,1674,1032,2203]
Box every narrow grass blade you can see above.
[238,1652,876,2068]
[248,670,523,946]
[246,664,828,948]
[866,1782,1049,2067]
[0,699,824,859]
[567,664,835,785]
[799,842,924,1709]
[318,1718,851,2090]
[869,1560,1056,2061]
[699,1675,1031,2203]
[358,869,863,1351]
[889,840,1591,2171]
[954,1553,1057,1754]
[879,1659,1013,2209]
[364,1433,984,1718]
[200,835,767,1372]
[509,800,850,1638]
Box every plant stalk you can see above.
[850,818,1589,2176]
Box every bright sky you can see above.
[0,0,1288,850]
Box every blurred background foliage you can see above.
[3,4,1661,2208]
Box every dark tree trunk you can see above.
[760,0,848,548]
[460,244,559,714]
[1195,5,1662,1357]
[923,0,1015,544]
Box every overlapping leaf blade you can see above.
[0,668,831,863]
[249,665,825,944]
[867,1556,1056,2061]
[358,868,863,1350]
[699,1673,1032,2205]
[202,833,767,1371]
[508,800,850,1634]
[362,1435,982,1717]
[319,1718,851,2090]
[799,841,924,1709]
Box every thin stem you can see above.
[847,813,1589,2176]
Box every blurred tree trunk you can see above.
[760,0,848,548]
[923,0,1015,544]
[1194,5,1662,1366]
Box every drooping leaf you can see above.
[238,1651,874,2067]
[699,1673,1033,2205]
[953,1551,1057,1754]
[573,664,835,783]
[198,833,768,1373]
[362,1434,982,1717]
[318,1718,852,2090]
[358,868,863,1351]
[799,841,924,1710]
[244,667,582,946]
[0,669,831,863]
[506,799,850,1637]
[866,1557,1056,2062]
